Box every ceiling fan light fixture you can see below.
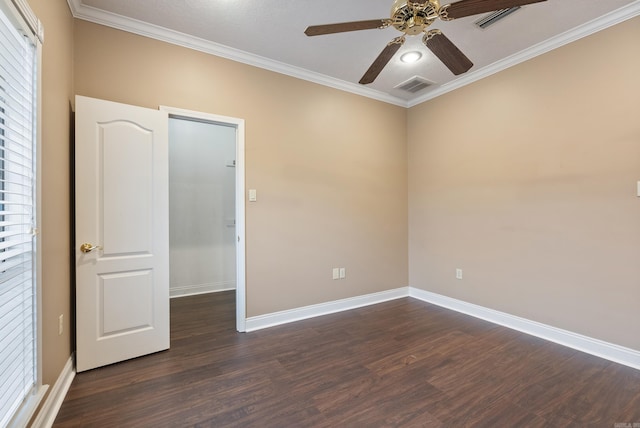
[304,0,549,85]
[400,51,422,63]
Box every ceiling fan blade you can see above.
[359,36,405,85]
[304,19,389,36]
[440,0,547,20]
[423,30,473,75]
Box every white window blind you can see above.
[0,1,39,426]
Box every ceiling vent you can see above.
[474,7,520,29]
[395,76,434,93]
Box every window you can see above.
[0,1,44,426]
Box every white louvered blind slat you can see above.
[0,2,37,426]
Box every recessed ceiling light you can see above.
[400,51,422,63]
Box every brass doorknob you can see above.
[80,243,101,253]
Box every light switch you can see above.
[637,181,640,197]
[249,189,257,202]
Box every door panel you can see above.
[100,269,153,335]
[101,121,154,255]
[75,95,169,372]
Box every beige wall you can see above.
[408,17,640,350]
[74,20,409,317]
[28,0,74,387]
[30,3,639,400]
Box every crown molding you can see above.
[407,0,640,107]
[66,0,409,107]
[68,0,640,109]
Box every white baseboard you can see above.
[31,354,75,428]
[245,286,639,371]
[245,287,410,332]
[25,288,638,428]
[409,287,640,371]
[170,281,235,298]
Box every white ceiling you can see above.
[67,0,640,107]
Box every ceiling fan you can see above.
[304,0,548,85]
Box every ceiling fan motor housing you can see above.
[391,0,441,35]
[304,0,549,85]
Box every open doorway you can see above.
[162,106,246,332]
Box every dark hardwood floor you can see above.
[53,291,640,427]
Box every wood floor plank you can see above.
[53,292,640,427]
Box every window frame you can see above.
[0,0,45,426]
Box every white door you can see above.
[75,95,170,372]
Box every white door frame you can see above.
[160,106,246,332]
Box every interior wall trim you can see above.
[67,0,640,108]
[409,287,640,371]
[31,354,75,428]
[160,105,247,333]
[65,0,406,107]
[407,1,640,107]
[245,285,639,370]
[38,288,640,420]
[245,287,410,332]
[169,282,236,298]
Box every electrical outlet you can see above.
[339,268,346,279]
[58,314,64,335]
[455,268,463,280]
[332,268,340,280]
